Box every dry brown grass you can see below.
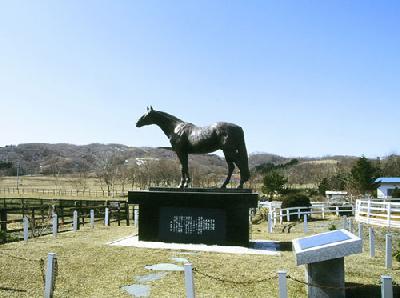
[0,217,399,297]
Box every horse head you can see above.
[136,106,155,127]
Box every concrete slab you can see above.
[109,235,279,255]
[144,263,184,271]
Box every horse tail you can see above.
[237,129,250,182]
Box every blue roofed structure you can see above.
[375,177,400,199]
[375,177,400,183]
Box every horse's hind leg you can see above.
[235,165,246,189]
[221,150,235,188]
[221,162,235,188]
[235,153,250,189]
[235,160,245,189]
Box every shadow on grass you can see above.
[277,241,293,251]
[345,283,400,298]
[0,286,27,293]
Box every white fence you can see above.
[259,202,354,224]
[356,199,400,228]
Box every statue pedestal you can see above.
[128,188,258,246]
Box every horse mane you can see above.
[155,110,184,124]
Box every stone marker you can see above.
[348,218,353,233]
[72,210,78,232]
[52,214,58,237]
[303,213,308,234]
[292,229,362,298]
[369,227,375,258]
[90,209,94,228]
[23,216,29,242]
[385,234,392,269]
[134,206,139,228]
[267,212,272,234]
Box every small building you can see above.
[375,177,400,199]
[325,191,348,202]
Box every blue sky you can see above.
[0,1,399,157]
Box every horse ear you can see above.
[150,106,153,111]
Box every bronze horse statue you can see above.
[136,106,250,189]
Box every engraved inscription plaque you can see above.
[159,207,226,244]
[128,189,258,246]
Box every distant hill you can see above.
[0,143,226,175]
[0,143,361,185]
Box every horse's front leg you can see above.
[178,166,185,189]
[177,153,189,188]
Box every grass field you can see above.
[0,175,102,190]
[0,175,131,200]
[0,216,399,298]
[0,175,265,199]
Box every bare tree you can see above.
[95,151,125,196]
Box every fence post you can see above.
[117,203,121,226]
[105,207,109,226]
[369,227,375,258]
[23,216,29,242]
[335,206,339,217]
[125,202,130,226]
[60,203,64,225]
[343,215,347,230]
[267,212,272,233]
[286,209,290,222]
[322,206,325,219]
[279,209,283,224]
[303,213,308,234]
[0,209,7,232]
[387,202,391,228]
[52,214,58,238]
[273,210,277,226]
[277,270,288,298]
[381,275,393,298]
[73,210,78,232]
[367,200,371,224]
[184,263,195,298]
[385,234,392,269]
[297,208,300,220]
[80,201,85,227]
[41,200,44,223]
[44,252,57,298]
[90,209,94,228]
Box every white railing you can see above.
[259,202,354,224]
[356,199,400,228]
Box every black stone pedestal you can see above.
[128,188,258,246]
[306,258,345,298]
